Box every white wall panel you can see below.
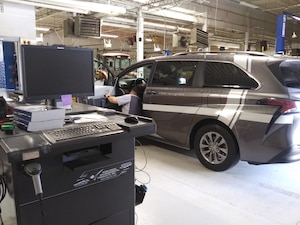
[0,2,35,39]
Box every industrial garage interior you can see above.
[1,1,300,225]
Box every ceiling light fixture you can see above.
[150,9,197,23]
[292,15,300,22]
[91,34,119,39]
[239,1,259,9]
[44,0,126,14]
[3,0,88,14]
[3,0,126,14]
[36,27,50,31]
[100,34,118,38]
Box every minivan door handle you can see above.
[146,90,157,95]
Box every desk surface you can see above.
[0,102,156,163]
[65,102,100,115]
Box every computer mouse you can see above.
[124,116,139,124]
[64,116,81,124]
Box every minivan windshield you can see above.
[280,60,300,88]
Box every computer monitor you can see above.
[20,45,94,105]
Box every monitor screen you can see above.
[20,45,94,102]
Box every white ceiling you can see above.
[8,0,300,51]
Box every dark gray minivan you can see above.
[108,51,300,171]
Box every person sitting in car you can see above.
[104,85,145,115]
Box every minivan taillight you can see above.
[257,98,299,114]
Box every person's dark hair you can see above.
[132,84,145,99]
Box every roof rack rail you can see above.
[172,51,267,57]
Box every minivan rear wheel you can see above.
[194,124,239,171]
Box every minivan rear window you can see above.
[204,62,258,89]
[279,60,300,88]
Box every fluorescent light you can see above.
[210,40,240,49]
[292,15,300,22]
[101,34,118,38]
[150,9,197,23]
[171,6,205,16]
[36,27,50,31]
[37,0,126,14]
[132,0,149,3]
[240,1,259,9]
[92,34,119,38]
[4,0,89,14]
[3,0,126,14]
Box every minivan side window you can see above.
[204,62,258,89]
[120,63,153,80]
[151,61,197,86]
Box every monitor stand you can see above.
[47,99,98,115]
[49,98,72,110]
[65,102,99,115]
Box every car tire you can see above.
[194,124,239,171]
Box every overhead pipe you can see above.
[103,17,191,33]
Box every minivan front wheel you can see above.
[194,124,239,171]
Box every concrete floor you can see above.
[134,138,300,225]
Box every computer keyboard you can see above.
[43,121,123,142]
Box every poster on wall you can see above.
[0,41,6,88]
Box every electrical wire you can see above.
[0,176,6,205]
[0,175,6,225]
[37,194,45,225]
[135,139,151,185]
[135,139,148,171]
[0,160,7,225]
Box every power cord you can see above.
[135,139,151,185]
[134,139,151,208]
[0,160,7,225]
[37,194,45,225]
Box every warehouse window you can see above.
[204,62,258,89]
[151,61,197,87]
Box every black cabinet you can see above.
[0,110,156,225]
